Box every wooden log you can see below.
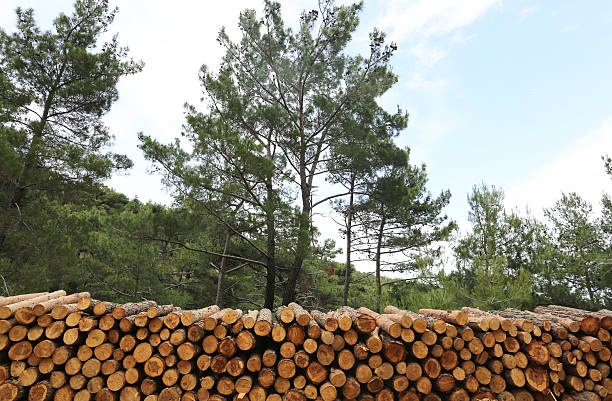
[29,380,54,401]
[366,328,383,353]
[525,341,550,365]
[342,377,361,399]
[525,366,548,392]
[358,307,401,338]
[221,309,242,325]
[210,355,228,374]
[13,308,36,325]
[384,306,423,330]
[82,358,102,378]
[286,324,305,345]
[305,361,327,384]
[337,349,355,370]
[143,355,164,377]
[112,301,157,320]
[49,371,66,389]
[310,311,336,332]
[382,336,406,363]
[351,310,376,333]
[0,318,16,335]
[412,340,428,359]
[424,357,441,379]
[332,308,354,331]
[179,305,219,326]
[0,291,66,319]
[218,337,237,358]
[163,312,182,330]
[226,357,245,377]
[419,309,468,326]
[240,310,258,330]
[66,312,84,329]
[9,324,27,342]
[293,350,309,369]
[277,358,296,379]
[159,386,182,401]
[0,292,50,307]
[32,292,90,316]
[213,323,228,339]
[258,368,275,388]
[287,303,311,326]
[50,303,79,320]
[8,340,32,361]
[254,309,272,337]
[316,344,334,366]
[0,381,25,401]
[177,342,198,361]
[319,381,336,401]
[276,306,295,325]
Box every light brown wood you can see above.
[32,292,90,316]
[254,309,272,337]
[0,291,66,319]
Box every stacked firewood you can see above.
[0,291,609,401]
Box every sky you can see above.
[2,0,612,268]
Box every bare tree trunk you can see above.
[264,177,277,309]
[216,231,232,308]
[283,208,310,304]
[375,214,386,313]
[584,266,595,304]
[343,175,355,306]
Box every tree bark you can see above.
[216,231,232,308]
[283,208,310,304]
[343,175,355,306]
[375,214,386,313]
[264,176,277,309]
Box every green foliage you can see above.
[0,0,142,251]
[349,152,455,311]
[388,273,461,312]
[1,0,609,312]
[200,0,405,304]
[452,184,536,310]
[543,192,611,308]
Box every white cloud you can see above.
[411,42,448,66]
[376,0,499,41]
[563,24,578,32]
[505,116,612,217]
[405,72,445,89]
[370,0,498,165]
[521,7,537,17]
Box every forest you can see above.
[0,0,610,314]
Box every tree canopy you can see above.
[0,0,609,311]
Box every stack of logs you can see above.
[0,291,609,401]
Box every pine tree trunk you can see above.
[283,208,310,304]
[264,177,276,309]
[216,231,231,308]
[375,214,386,313]
[343,175,355,306]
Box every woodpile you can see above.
[0,292,609,401]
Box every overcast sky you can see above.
[2,0,612,269]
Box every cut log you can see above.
[254,309,272,337]
[32,292,90,316]
[287,303,311,326]
[525,367,548,392]
[419,309,468,326]
[0,291,66,319]
[358,307,401,338]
